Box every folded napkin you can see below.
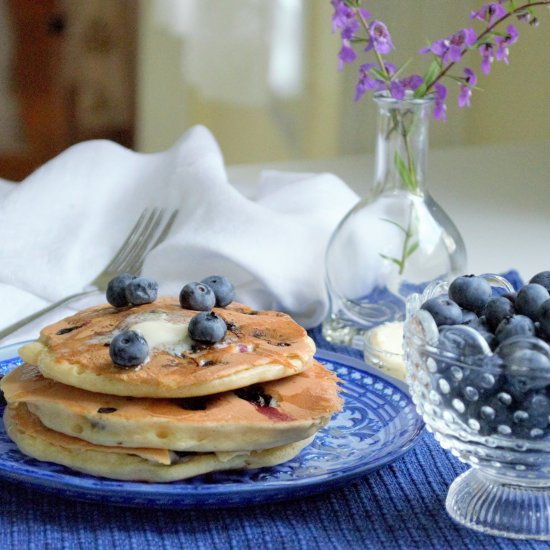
[0,126,358,343]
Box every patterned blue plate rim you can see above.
[0,341,424,506]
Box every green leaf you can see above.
[413,83,428,99]
[393,58,413,79]
[405,241,420,259]
[424,58,442,85]
[394,152,417,192]
[370,66,390,82]
[414,58,441,98]
[379,217,408,235]
[379,253,403,269]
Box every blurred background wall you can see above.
[137,0,550,163]
[0,0,548,180]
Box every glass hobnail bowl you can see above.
[404,275,550,540]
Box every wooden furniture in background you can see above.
[0,0,136,181]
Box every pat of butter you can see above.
[364,322,407,381]
[128,320,192,352]
[371,322,404,357]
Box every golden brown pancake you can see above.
[19,298,316,397]
[1,361,342,452]
[4,404,314,483]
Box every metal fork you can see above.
[0,207,178,341]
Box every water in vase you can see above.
[322,92,466,349]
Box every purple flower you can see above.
[471,3,507,26]
[433,82,447,121]
[355,63,385,101]
[401,74,424,91]
[338,40,357,71]
[421,28,477,64]
[365,20,395,55]
[354,62,401,101]
[390,74,424,99]
[516,9,539,26]
[331,1,370,39]
[479,43,495,74]
[458,68,477,108]
[341,19,360,40]
[357,8,371,21]
[449,28,478,56]
[331,1,369,41]
[331,0,354,32]
[383,63,397,77]
[495,24,519,63]
[390,80,406,100]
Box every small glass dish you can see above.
[404,275,550,540]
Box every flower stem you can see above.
[398,205,415,275]
[355,3,419,194]
[378,202,418,275]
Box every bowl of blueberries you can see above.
[404,270,550,540]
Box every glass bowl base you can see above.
[446,469,550,540]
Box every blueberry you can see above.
[496,335,543,359]
[511,392,550,439]
[529,271,550,293]
[515,283,550,321]
[478,329,496,350]
[235,385,272,407]
[471,393,514,436]
[179,282,216,311]
[125,276,158,305]
[463,314,490,334]
[448,275,492,315]
[421,297,462,327]
[201,275,235,307]
[503,348,550,398]
[461,310,479,327]
[523,392,550,430]
[538,300,550,339]
[106,274,135,307]
[188,312,227,344]
[460,359,503,404]
[109,330,149,368]
[485,296,515,332]
[494,315,535,346]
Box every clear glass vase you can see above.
[322,92,467,350]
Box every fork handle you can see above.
[0,289,98,342]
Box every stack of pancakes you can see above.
[1,298,341,482]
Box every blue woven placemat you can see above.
[2,270,547,550]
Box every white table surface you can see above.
[228,140,550,283]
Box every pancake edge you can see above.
[21,341,314,398]
[4,406,315,483]
[26,400,331,452]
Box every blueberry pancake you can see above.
[18,298,316,398]
[2,361,341,452]
[3,404,313,483]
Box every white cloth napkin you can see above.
[0,126,358,344]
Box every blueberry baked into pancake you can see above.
[2,275,342,482]
[2,361,341,452]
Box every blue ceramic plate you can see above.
[0,342,423,508]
